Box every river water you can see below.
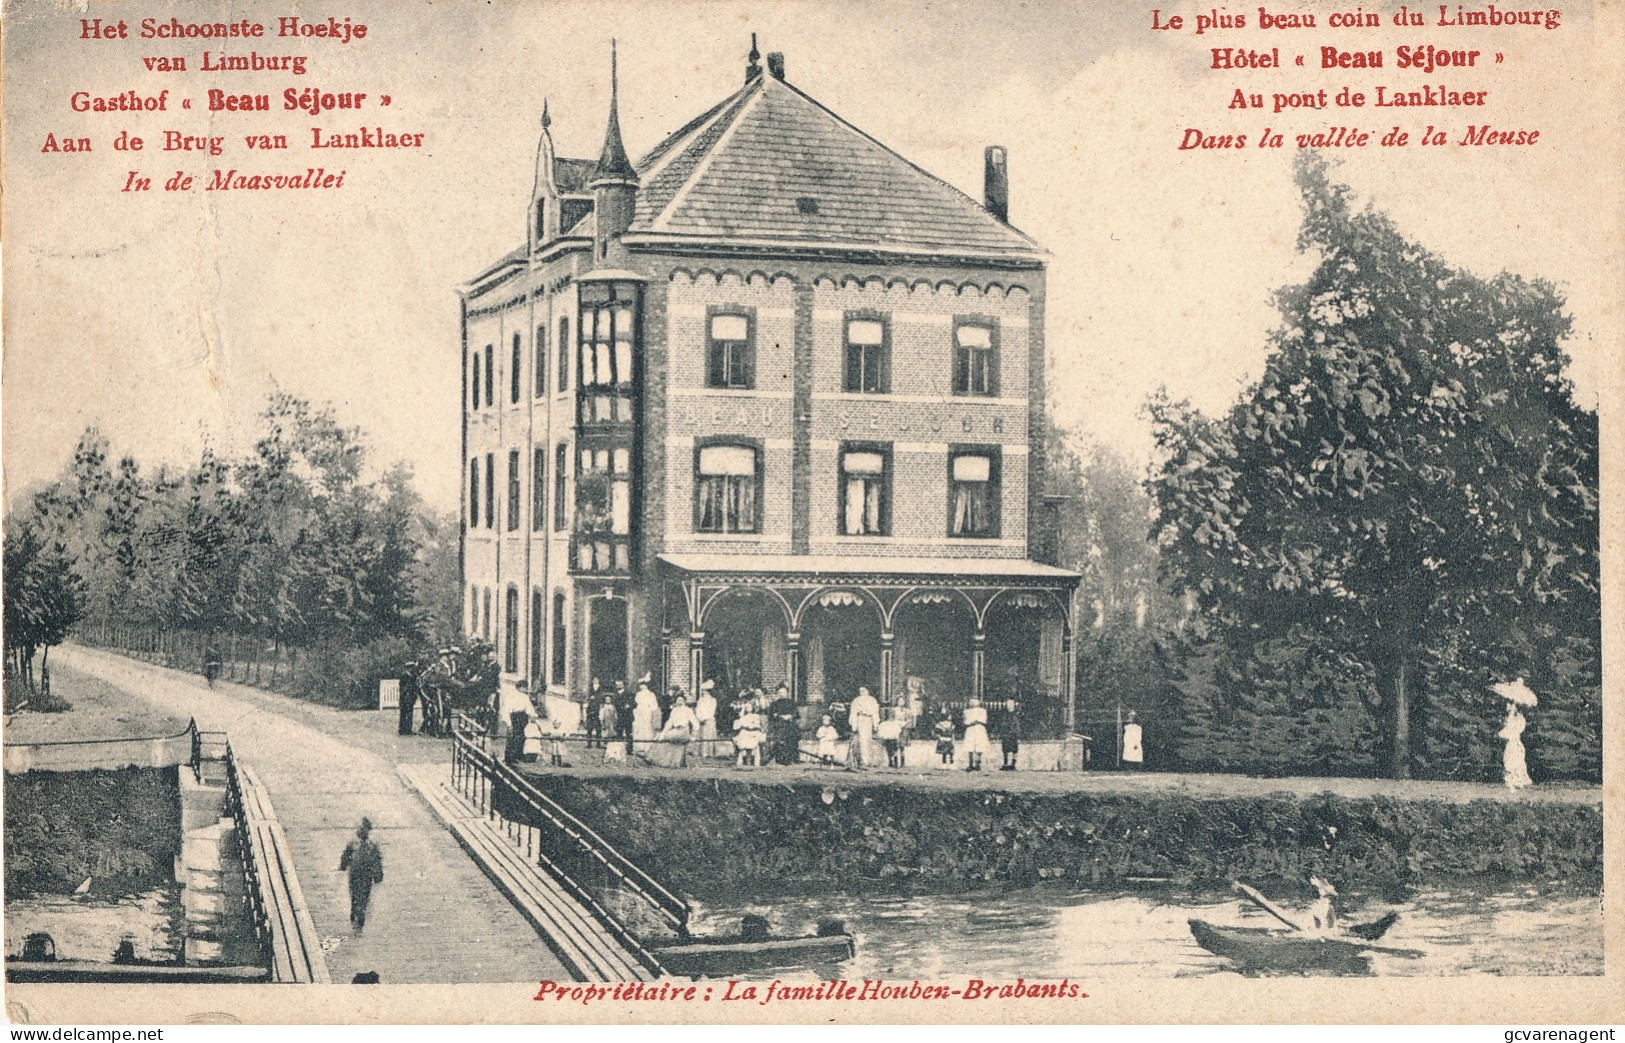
[5,887,184,964]
[688,882,1603,978]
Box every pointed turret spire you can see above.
[745,33,761,83]
[591,39,637,185]
[541,97,551,130]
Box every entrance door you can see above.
[800,600,880,704]
[588,597,629,687]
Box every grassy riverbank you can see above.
[4,767,181,897]
[533,773,1601,902]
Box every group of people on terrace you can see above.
[501,673,1032,773]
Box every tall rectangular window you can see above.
[535,323,547,398]
[484,452,495,530]
[468,586,478,636]
[557,316,570,392]
[553,442,569,532]
[532,446,547,531]
[948,448,1000,537]
[481,588,492,641]
[551,591,567,684]
[953,321,997,396]
[468,457,480,526]
[484,344,494,407]
[507,450,521,532]
[695,444,760,533]
[504,586,520,673]
[471,354,481,411]
[577,446,632,538]
[843,316,889,393]
[530,589,544,681]
[839,444,891,535]
[511,333,522,404]
[706,311,754,389]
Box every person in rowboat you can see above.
[1305,876,1338,935]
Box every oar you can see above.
[1232,880,1304,931]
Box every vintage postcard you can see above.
[1,0,1619,1026]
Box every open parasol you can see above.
[1490,678,1538,708]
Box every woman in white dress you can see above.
[632,678,662,750]
[694,680,718,758]
[961,696,990,772]
[651,694,698,768]
[847,686,881,768]
[1499,703,1532,790]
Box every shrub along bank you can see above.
[4,767,181,896]
[535,775,1601,902]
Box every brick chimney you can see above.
[766,52,785,80]
[984,146,1009,223]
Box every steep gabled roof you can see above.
[469,63,1041,291]
[628,72,1041,258]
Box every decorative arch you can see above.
[698,584,794,630]
[886,585,985,628]
[792,585,887,628]
[982,587,1072,626]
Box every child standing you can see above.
[734,703,765,768]
[815,714,840,766]
[933,711,956,768]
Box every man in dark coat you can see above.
[612,679,634,755]
[338,818,384,932]
[397,661,420,736]
[767,686,800,765]
[584,677,605,748]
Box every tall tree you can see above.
[1148,153,1598,779]
[3,514,86,690]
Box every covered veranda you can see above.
[658,554,1081,733]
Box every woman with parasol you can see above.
[1491,678,1537,791]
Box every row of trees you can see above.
[1059,153,1600,782]
[5,394,460,706]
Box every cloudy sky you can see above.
[4,0,1619,511]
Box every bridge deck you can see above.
[48,646,572,985]
[237,763,330,984]
[399,763,656,982]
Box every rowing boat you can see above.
[1188,919,1421,974]
[652,933,856,978]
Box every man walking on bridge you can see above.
[339,818,385,933]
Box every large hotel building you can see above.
[460,43,1079,733]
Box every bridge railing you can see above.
[213,739,274,971]
[449,714,688,969]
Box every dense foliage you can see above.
[540,775,1601,900]
[4,768,181,896]
[12,394,460,706]
[1145,153,1600,779]
[3,514,86,699]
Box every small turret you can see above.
[590,40,639,261]
[529,99,558,252]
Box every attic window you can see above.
[796,196,820,215]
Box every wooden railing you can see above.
[450,715,688,971]
[216,740,274,972]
